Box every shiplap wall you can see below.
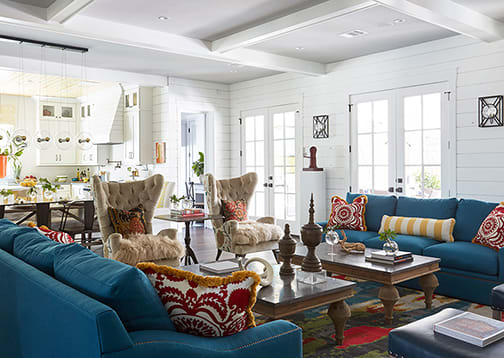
[152,77,231,194]
[230,35,504,204]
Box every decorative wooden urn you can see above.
[301,193,323,272]
[279,223,297,277]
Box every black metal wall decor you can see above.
[313,115,329,138]
[479,95,503,128]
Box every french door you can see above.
[350,83,450,198]
[241,105,298,229]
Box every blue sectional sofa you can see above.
[0,219,302,358]
[319,193,502,305]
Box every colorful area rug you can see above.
[255,277,492,358]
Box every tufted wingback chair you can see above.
[92,175,183,266]
[205,172,282,261]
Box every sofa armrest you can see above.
[498,247,504,281]
[256,216,275,224]
[123,320,302,358]
[158,228,178,240]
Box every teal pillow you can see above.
[53,244,175,332]
[13,229,60,275]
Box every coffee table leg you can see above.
[378,284,399,324]
[419,273,439,309]
[328,300,351,345]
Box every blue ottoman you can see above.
[389,308,504,357]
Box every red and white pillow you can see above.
[32,224,74,244]
[137,263,260,337]
[327,195,368,231]
[472,203,504,251]
[222,199,248,222]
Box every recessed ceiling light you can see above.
[295,47,304,51]
[392,18,406,24]
[229,69,239,73]
[158,16,171,21]
[340,29,368,38]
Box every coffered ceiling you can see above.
[0,0,503,84]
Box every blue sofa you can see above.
[319,193,503,305]
[0,219,302,358]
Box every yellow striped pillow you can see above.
[379,215,456,243]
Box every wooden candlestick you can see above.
[301,193,323,272]
[279,223,297,277]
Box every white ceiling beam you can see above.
[46,0,94,24]
[375,0,504,42]
[0,6,326,76]
[211,0,377,53]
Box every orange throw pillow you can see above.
[137,263,260,337]
[108,205,147,237]
[222,199,248,222]
[472,202,504,251]
[327,195,367,231]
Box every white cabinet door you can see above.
[124,110,136,164]
[38,121,58,165]
[58,121,76,165]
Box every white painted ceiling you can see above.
[250,5,455,63]
[80,0,328,40]
[445,0,504,21]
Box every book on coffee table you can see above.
[434,311,504,347]
[200,260,240,274]
[371,250,412,261]
[365,256,413,265]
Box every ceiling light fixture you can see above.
[392,18,406,24]
[158,16,171,21]
[295,47,304,51]
[339,29,368,38]
[0,35,87,53]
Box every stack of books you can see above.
[366,250,413,265]
[170,208,205,218]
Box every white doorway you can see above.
[350,82,453,198]
[240,104,298,230]
[181,112,206,185]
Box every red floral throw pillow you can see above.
[327,195,368,231]
[472,203,504,251]
[28,223,74,244]
[222,199,248,222]
[108,205,147,237]
[137,263,260,337]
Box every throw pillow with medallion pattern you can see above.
[327,195,368,231]
[472,202,504,251]
[137,263,260,337]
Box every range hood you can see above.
[85,84,124,145]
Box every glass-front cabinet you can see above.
[40,101,75,121]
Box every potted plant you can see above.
[27,186,38,202]
[39,178,61,201]
[169,194,186,210]
[192,152,205,183]
[0,189,13,204]
[4,131,26,182]
[379,228,398,255]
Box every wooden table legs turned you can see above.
[378,284,400,324]
[328,300,351,345]
[419,273,439,309]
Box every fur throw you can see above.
[111,233,185,266]
[225,220,283,245]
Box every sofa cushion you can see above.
[53,243,175,332]
[337,230,379,244]
[454,199,499,242]
[396,197,457,219]
[0,219,34,253]
[424,241,498,276]
[328,195,367,231]
[13,229,60,275]
[347,193,397,232]
[378,215,455,242]
[365,234,440,255]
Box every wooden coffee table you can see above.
[292,244,440,323]
[181,263,356,345]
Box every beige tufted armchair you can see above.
[205,172,283,261]
[92,175,184,266]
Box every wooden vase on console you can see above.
[301,193,323,272]
[279,223,297,277]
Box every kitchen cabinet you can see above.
[40,102,75,121]
[123,86,153,165]
[37,120,77,166]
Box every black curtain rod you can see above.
[0,35,88,53]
